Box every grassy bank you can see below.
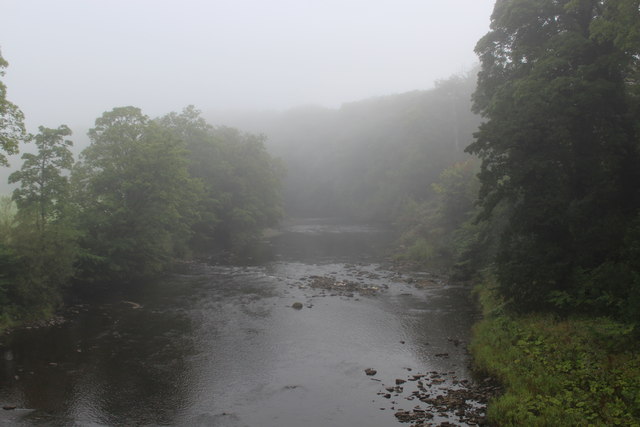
[471,280,640,426]
[0,304,58,333]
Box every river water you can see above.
[0,218,481,426]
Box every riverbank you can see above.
[470,279,640,425]
[0,305,57,335]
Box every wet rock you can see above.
[291,302,304,310]
[364,368,377,376]
[378,371,501,425]
[2,405,16,410]
[307,275,382,296]
[395,379,406,385]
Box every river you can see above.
[0,218,484,426]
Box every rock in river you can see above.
[364,368,377,376]
[291,302,304,310]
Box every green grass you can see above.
[471,280,640,426]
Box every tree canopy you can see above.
[468,0,640,314]
[9,125,73,231]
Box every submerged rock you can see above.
[291,302,304,310]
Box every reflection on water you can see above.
[0,218,478,426]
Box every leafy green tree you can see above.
[211,127,284,247]
[158,106,284,250]
[0,48,27,166]
[156,106,219,249]
[9,125,74,230]
[468,0,640,311]
[73,107,200,281]
[4,126,77,317]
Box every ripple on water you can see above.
[0,219,480,426]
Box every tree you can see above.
[0,48,27,166]
[9,125,74,231]
[73,107,200,281]
[158,106,284,250]
[468,0,640,311]
[5,126,76,315]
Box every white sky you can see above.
[1,0,495,132]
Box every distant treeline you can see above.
[241,71,485,274]
[0,63,283,323]
[253,71,481,220]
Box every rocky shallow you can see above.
[295,263,501,427]
[369,368,501,426]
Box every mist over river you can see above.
[0,218,484,426]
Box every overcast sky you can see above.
[2,0,495,131]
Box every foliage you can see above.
[73,107,200,281]
[0,48,27,167]
[395,159,488,274]
[468,0,640,312]
[210,127,284,248]
[0,195,16,242]
[1,125,77,320]
[158,106,284,251]
[472,280,640,426]
[9,125,74,230]
[69,105,283,283]
[6,222,76,314]
[0,104,283,323]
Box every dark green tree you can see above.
[468,0,640,311]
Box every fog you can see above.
[2,0,494,132]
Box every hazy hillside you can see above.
[206,71,481,219]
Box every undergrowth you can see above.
[471,280,640,426]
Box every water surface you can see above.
[0,218,478,426]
